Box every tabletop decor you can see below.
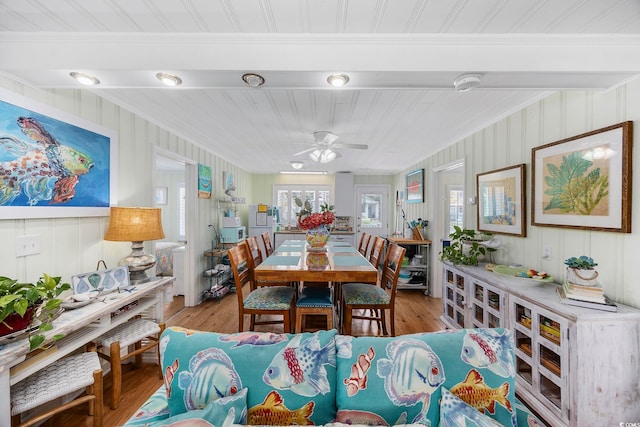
[0,273,70,350]
[295,198,335,249]
[564,256,598,287]
[532,121,633,233]
[439,226,493,266]
[477,163,526,237]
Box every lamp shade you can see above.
[104,207,165,242]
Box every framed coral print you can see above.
[406,169,424,204]
[477,164,526,237]
[532,121,633,232]
[0,88,117,219]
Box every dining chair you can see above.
[368,236,386,275]
[228,243,296,333]
[341,242,406,337]
[357,232,371,257]
[295,286,334,333]
[246,235,264,267]
[261,231,275,257]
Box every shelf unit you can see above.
[202,246,233,301]
[441,263,640,426]
[388,238,431,294]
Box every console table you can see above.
[0,276,174,427]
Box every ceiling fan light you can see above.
[453,74,481,92]
[320,148,337,163]
[290,161,304,169]
[309,149,322,162]
[242,73,265,87]
[327,73,350,87]
[70,72,100,86]
[156,72,183,86]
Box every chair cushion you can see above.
[297,287,332,307]
[342,283,390,305]
[244,286,295,310]
[160,327,338,425]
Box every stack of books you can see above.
[557,280,617,312]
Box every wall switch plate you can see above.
[467,196,477,205]
[16,234,41,257]
[542,246,551,259]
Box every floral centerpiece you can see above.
[294,198,335,248]
[564,255,599,286]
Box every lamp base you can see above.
[118,241,157,285]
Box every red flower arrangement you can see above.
[295,198,335,230]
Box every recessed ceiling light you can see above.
[156,72,183,87]
[69,72,100,86]
[453,74,481,92]
[327,73,350,87]
[290,161,304,169]
[242,73,265,87]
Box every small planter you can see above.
[566,267,599,287]
[0,306,35,337]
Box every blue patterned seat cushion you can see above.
[159,327,338,425]
[341,283,390,305]
[244,286,295,310]
[334,329,517,427]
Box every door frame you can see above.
[154,148,198,307]
[431,159,465,298]
[354,184,391,246]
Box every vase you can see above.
[0,306,35,337]
[566,267,599,287]
[306,252,329,271]
[305,224,330,249]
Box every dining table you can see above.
[254,239,378,284]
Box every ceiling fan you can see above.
[293,131,368,163]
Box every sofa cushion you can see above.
[159,327,338,425]
[122,385,170,426]
[145,387,247,427]
[334,329,516,426]
[439,387,498,427]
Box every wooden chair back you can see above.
[380,242,406,295]
[261,231,274,256]
[228,243,254,303]
[358,232,371,257]
[246,235,264,267]
[368,236,386,270]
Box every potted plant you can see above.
[564,256,599,286]
[0,274,70,350]
[439,226,493,266]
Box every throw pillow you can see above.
[122,385,170,426]
[146,388,247,427]
[334,329,516,426]
[159,327,338,425]
[439,387,498,427]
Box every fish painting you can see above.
[219,332,288,348]
[439,387,502,427]
[376,338,445,423]
[164,358,179,398]
[247,390,314,425]
[335,409,390,426]
[449,369,512,414]
[0,117,94,206]
[263,334,336,397]
[461,329,515,378]
[178,348,242,410]
[344,346,375,396]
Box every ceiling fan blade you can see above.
[332,143,368,150]
[314,131,339,145]
[292,147,317,156]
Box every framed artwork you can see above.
[198,163,212,199]
[405,169,424,204]
[532,121,633,232]
[0,88,116,219]
[155,186,168,205]
[223,171,236,196]
[477,164,526,236]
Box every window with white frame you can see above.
[274,185,331,226]
[178,183,186,240]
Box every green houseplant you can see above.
[564,256,599,287]
[439,226,494,266]
[0,274,70,350]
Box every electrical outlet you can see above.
[16,234,41,257]
[542,246,551,259]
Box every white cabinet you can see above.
[441,263,640,427]
[329,233,355,246]
[274,232,305,247]
[334,172,354,217]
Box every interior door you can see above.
[355,185,389,248]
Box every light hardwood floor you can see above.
[47,288,445,427]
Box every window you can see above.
[447,185,464,235]
[274,185,331,226]
[178,183,186,240]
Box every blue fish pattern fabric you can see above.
[122,385,170,425]
[439,387,498,427]
[335,329,517,427]
[159,327,338,424]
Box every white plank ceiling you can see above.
[1,0,639,174]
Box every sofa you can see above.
[123,328,545,427]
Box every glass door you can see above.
[355,185,389,250]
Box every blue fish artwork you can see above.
[0,116,97,206]
[460,329,515,378]
[263,334,336,397]
[218,332,288,348]
[178,348,242,410]
[439,387,499,427]
[376,338,445,424]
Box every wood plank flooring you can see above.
[46,288,445,427]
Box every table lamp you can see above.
[104,207,165,284]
